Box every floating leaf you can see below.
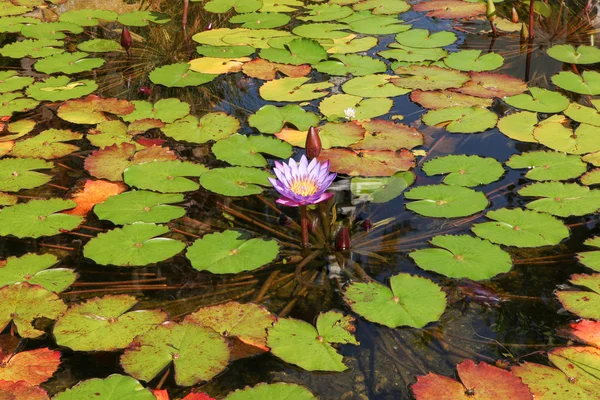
[315,54,386,76]
[77,38,122,53]
[349,16,411,35]
[192,28,249,46]
[204,0,262,13]
[187,230,278,274]
[0,16,39,33]
[582,169,600,186]
[497,111,538,143]
[379,45,446,63]
[260,0,303,12]
[223,29,293,48]
[188,56,251,74]
[59,9,118,26]
[344,273,446,328]
[504,87,569,113]
[472,208,569,247]
[121,99,190,124]
[26,76,97,102]
[299,4,354,21]
[391,65,469,90]
[0,199,82,238]
[249,105,319,134]
[0,71,33,93]
[534,116,600,155]
[162,113,240,144]
[260,77,332,102]
[0,3,30,17]
[224,383,316,400]
[0,380,48,400]
[293,23,349,39]
[21,21,82,40]
[54,374,155,400]
[84,223,185,267]
[411,235,512,280]
[317,148,414,176]
[58,95,134,124]
[410,90,492,110]
[394,29,456,48]
[0,283,66,338]
[405,184,488,218]
[506,150,586,181]
[547,44,600,64]
[561,319,600,347]
[34,51,104,75]
[65,179,126,217]
[342,74,410,98]
[242,58,311,80]
[276,122,364,149]
[0,347,60,385]
[54,295,168,351]
[556,274,600,319]
[230,12,290,29]
[124,161,207,193]
[351,119,423,151]
[150,63,217,88]
[95,191,185,225]
[551,70,600,95]
[444,50,504,72]
[0,93,39,118]
[0,253,75,293]
[0,158,53,192]
[564,100,600,127]
[422,155,504,186]
[319,94,392,121]
[350,171,414,203]
[9,128,81,159]
[259,38,327,66]
[121,321,230,386]
[0,39,63,58]
[117,11,171,26]
[196,44,255,58]
[454,71,528,98]
[422,106,498,133]
[412,0,485,18]
[326,34,377,54]
[212,134,292,167]
[200,167,272,196]
[519,182,600,217]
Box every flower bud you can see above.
[305,126,322,160]
[362,219,372,232]
[335,226,350,251]
[121,27,132,54]
[139,86,152,96]
[520,23,529,40]
[486,0,496,21]
[511,7,519,23]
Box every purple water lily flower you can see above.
[269,155,336,207]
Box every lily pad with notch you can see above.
[519,182,600,217]
[259,38,327,66]
[564,100,600,127]
[0,158,53,192]
[319,94,393,121]
[582,169,600,186]
[353,0,409,14]
[394,29,456,48]
[26,76,98,102]
[0,16,39,33]
[117,11,171,26]
[504,87,569,113]
[315,54,386,76]
[391,65,469,91]
[577,237,600,272]
[204,0,262,13]
[423,154,504,186]
[229,12,290,29]
[212,134,292,167]
[0,39,64,58]
[223,29,293,48]
[200,167,272,196]
[293,23,349,39]
[9,128,81,159]
[350,119,423,151]
[317,148,414,176]
[77,39,122,53]
[242,58,311,80]
[342,74,411,98]
[348,16,411,35]
[350,171,415,203]
[162,113,240,144]
[497,111,538,143]
[53,375,155,400]
[0,253,75,293]
[453,71,528,98]
[224,383,316,400]
[443,50,504,72]
[412,0,485,18]
[149,63,217,88]
[34,52,105,75]
[276,122,365,149]
[422,106,498,133]
[0,71,33,93]
[121,99,190,124]
[0,198,82,238]
[124,160,208,193]
[506,150,587,181]
[58,95,134,124]
[20,21,82,40]
[379,45,446,63]
[0,93,39,118]
[326,34,378,54]
[299,4,354,21]
[556,274,600,320]
[547,44,600,64]
[196,44,255,58]
[249,104,319,134]
[59,9,118,26]
[533,115,600,155]
[551,70,600,95]
[260,77,333,102]
[94,191,185,225]
[410,90,492,110]
[404,184,488,218]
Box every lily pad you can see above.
[124,160,208,193]
[350,119,423,151]
[59,9,118,26]
[0,253,75,293]
[410,90,492,109]
[497,111,538,143]
[268,311,357,372]
[249,105,319,134]
[200,167,272,196]
[149,63,217,88]
[276,122,364,149]
[223,29,293,48]
[83,120,131,148]
[349,16,411,35]
[242,58,311,80]
[423,154,503,186]
[394,29,456,48]
[344,273,446,328]
[342,74,411,98]
[162,113,240,144]
[379,45,447,63]
[230,12,290,29]
[472,208,569,247]
[34,52,105,75]
[84,223,186,267]
[454,71,528,98]
[196,44,255,58]
[54,375,155,400]
[0,71,33,93]
[117,11,171,26]
[187,230,279,274]
[504,87,569,113]
[556,274,600,319]
[353,0,409,14]
[547,44,600,64]
[77,39,122,53]
[315,54,386,76]
[224,383,316,400]
[21,21,82,40]
[188,56,251,74]
[292,23,348,39]
[9,128,81,159]
[444,50,504,72]
[564,100,600,127]
[519,182,600,217]
[26,76,98,102]
[94,191,185,225]
[578,237,600,272]
[582,169,600,186]
[317,148,414,176]
[0,39,63,58]
[0,3,30,17]
[412,0,485,18]
[551,70,600,95]
[319,94,392,121]
[260,77,333,102]
[0,158,53,192]
[212,134,292,167]
[422,106,498,133]
[350,171,415,203]
[120,321,230,386]
[326,34,378,54]
[0,93,39,118]
[533,116,600,155]
[391,65,469,90]
[0,283,66,338]
[299,4,354,21]
[58,95,134,124]
[506,150,586,181]
[0,16,39,33]
[0,198,82,238]
[205,0,262,13]
[54,295,167,351]
[121,99,190,124]
[405,184,488,218]
[560,319,600,346]
[259,38,327,66]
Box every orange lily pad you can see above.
[0,348,60,385]
[412,0,485,19]
[452,72,528,99]
[57,95,135,125]
[0,380,48,400]
[242,58,311,80]
[317,148,414,176]
[64,179,127,216]
[350,120,423,151]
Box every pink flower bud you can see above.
[121,27,132,53]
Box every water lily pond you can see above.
[0,0,599,398]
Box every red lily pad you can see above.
[412,359,533,399]
[84,143,177,182]
[556,273,600,320]
[0,348,60,385]
[411,90,493,109]
[64,179,127,216]
[452,72,528,99]
[242,58,311,80]
[561,319,600,347]
[0,380,48,400]
[57,95,135,124]
[412,0,485,19]
[317,148,414,177]
[350,120,423,151]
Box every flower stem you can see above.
[299,206,309,249]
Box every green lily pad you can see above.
[0,39,64,58]
[315,54,386,76]
[556,275,600,319]
[121,321,230,386]
[205,0,262,13]
[547,44,600,64]
[276,121,365,149]
[391,65,469,90]
[260,77,332,102]
[352,120,422,151]
[584,152,600,167]
[149,63,217,88]
[519,182,600,217]
[506,150,586,181]
[200,167,272,196]
[299,4,354,21]
[26,76,98,102]
[0,253,75,293]
[319,94,392,121]
[34,52,105,75]
[124,160,207,193]
[0,198,82,238]
[326,34,377,54]
[260,38,327,66]
[225,383,316,400]
[292,23,348,39]
[411,235,512,280]
[212,134,292,167]
[394,29,456,48]
[21,21,82,40]
[0,93,39,118]
[551,70,600,95]
[349,16,411,34]
[0,16,39,33]
[422,155,504,186]
[94,191,185,225]
[10,128,81,159]
[317,148,414,176]
[405,184,488,218]
[472,208,569,247]
[192,28,249,46]
[504,87,569,113]
[187,230,279,274]
[196,44,255,58]
[564,100,600,127]
[410,90,493,110]
[342,74,411,98]
[260,0,303,12]
[344,273,446,328]
[422,106,498,133]
[443,50,504,72]
[54,294,168,351]
[379,45,447,63]
[249,105,319,134]
[77,39,121,53]
[268,311,357,372]
[454,71,528,98]
[582,169,600,186]
[412,0,485,18]
[0,158,53,192]
[88,121,137,150]
[223,29,293,48]
[121,99,190,124]
[533,116,600,155]
[84,223,185,267]
[578,237,600,272]
[53,375,155,400]
[497,111,538,143]
[0,71,33,93]
[185,302,276,350]
[350,171,415,203]
[0,283,66,338]
[353,0,409,14]
[230,12,290,29]
[59,9,118,26]
[162,113,239,144]
[0,3,30,17]
[117,11,171,26]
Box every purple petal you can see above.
[312,192,334,204]
[276,197,302,207]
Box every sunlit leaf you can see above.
[249,105,319,134]
[0,253,75,293]
[506,150,586,181]
[547,44,600,64]
[124,160,207,193]
[94,191,185,225]
[504,87,569,113]
[317,148,414,176]
[212,134,292,167]
[9,128,81,159]
[150,63,217,88]
[200,167,272,196]
[422,106,498,133]
[26,76,97,102]
[422,155,504,186]
[54,375,155,400]
[0,199,82,238]
[224,383,316,400]
[162,113,240,144]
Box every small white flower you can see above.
[344,107,356,120]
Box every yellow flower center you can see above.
[289,177,318,197]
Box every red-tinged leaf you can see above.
[64,179,127,216]
[84,143,177,182]
[350,119,423,151]
[57,95,135,124]
[412,0,485,18]
[452,72,528,99]
[317,148,415,177]
[153,389,169,400]
[411,90,493,110]
[182,392,215,400]
[0,380,48,400]
[412,373,470,400]
[242,58,311,81]
[561,319,600,347]
[136,137,166,147]
[0,142,14,157]
[275,122,364,149]
[0,348,60,385]
[128,118,165,135]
